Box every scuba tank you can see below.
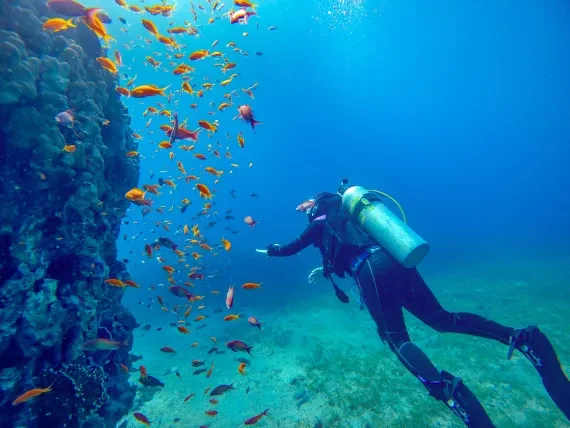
[338,179,429,268]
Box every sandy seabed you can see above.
[119,256,570,428]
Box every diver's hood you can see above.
[308,192,339,222]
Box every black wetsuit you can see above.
[267,206,570,426]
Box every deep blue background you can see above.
[108,0,570,309]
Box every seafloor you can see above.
[120,255,570,428]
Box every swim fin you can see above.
[508,326,570,420]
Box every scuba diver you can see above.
[258,179,570,427]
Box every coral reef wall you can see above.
[0,1,140,426]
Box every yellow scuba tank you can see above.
[339,179,429,268]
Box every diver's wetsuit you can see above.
[267,205,570,426]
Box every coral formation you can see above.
[0,0,140,426]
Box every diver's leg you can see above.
[401,268,513,343]
[355,260,494,427]
[403,269,570,420]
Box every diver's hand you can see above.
[266,244,280,257]
[308,267,324,283]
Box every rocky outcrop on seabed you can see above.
[0,1,140,426]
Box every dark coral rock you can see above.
[30,364,109,427]
[0,0,139,426]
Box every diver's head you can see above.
[306,192,339,222]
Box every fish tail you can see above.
[251,120,262,133]
[103,33,115,46]
[67,18,77,28]
[159,85,172,96]
[121,338,130,348]
[246,346,254,355]
[256,324,261,330]
[262,409,270,416]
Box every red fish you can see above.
[230,8,257,24]
[244,215,258,228]
[296,200,315,212]
[144,244,152,258]
[248,316,261,329]
[234,105,262,133]
[226,284,234,309]
[166,126,200,142]
[133,412,151,426]
[160,346,176,353]
[169,286,193,300]
[244,409,270,425]
[226,340,253,355]
[47,0,87,16]
[81,338,129,351]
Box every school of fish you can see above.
[22,0,278,425]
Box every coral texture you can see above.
[0,1,139,426]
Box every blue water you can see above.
[111,0,570,306]
[104,0,570,425]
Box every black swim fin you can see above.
[509,326,570,420]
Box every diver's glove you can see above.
[308,267,324,283]
[266,244,281,256]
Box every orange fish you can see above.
[221,237,231,251]
[242,282,262,289]
[197,120,218,132]
[96,57,118,74]
[105,278,125,287]
[83,8,114,45]
[43,18,76,32]
[189,49,209,60]
[224,314,240,321]
[125,188,146,201]
[184,393,195,402]
[178,326,190,334]
[162,265,175,274]
[120,364,129,373]
[196,183,213,199]
[139,365,148,380]
[160,346,176,353]
[141,19,159,36]
[238,362,247,374]
[62,144,76,153]
[12,382,54,405]
[117,87,131,96]
[206,410,218,416]
[130,84,170,98]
